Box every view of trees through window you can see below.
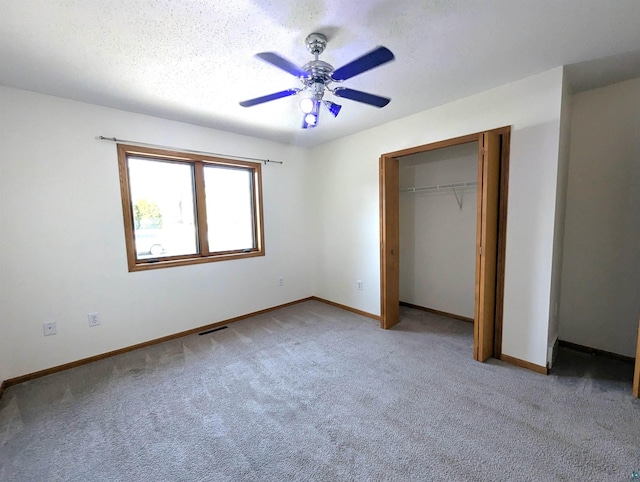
[134,199,162,229]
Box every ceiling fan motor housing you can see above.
[302,60,334,85]
[303,33,334,97]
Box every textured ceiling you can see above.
[1,1,640,147]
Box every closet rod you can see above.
[400,181,477,193]
[96,136,283,165]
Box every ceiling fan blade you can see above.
[333,88,391,108]
[332,46,394,81]
[255,52,308,78]
[239,89,300,107]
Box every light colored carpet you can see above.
[0,300,638,481]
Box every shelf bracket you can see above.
[452,187,463,210]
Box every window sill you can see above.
[128,249,265,272]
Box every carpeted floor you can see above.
[0,300,638,481]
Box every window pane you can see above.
[128,157,198,259]
[204,165,255,252]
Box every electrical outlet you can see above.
[88,312,100,327]
[43,321,57,336]
[278,277,284,287]
[357,280,363,291]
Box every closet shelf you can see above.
[401,180,477,210]
[400,181,477,193]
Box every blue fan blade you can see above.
[239,89,299,107]
[255,52,308,78]
[333,88,390,108]
[332,46,394,81]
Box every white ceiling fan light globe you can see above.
[304,113,317,125]
[300,97,314,113]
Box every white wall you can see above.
[0,86,314,380]
[558,77,640,357]
[0,67,569,380]
[547,69,573,360]
[311,68,565,367]
[399,143,478,318]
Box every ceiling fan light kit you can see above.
[323,100,342,117]
[239,33,395,129]
[300,97,314,113]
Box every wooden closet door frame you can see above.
[379,126,511,360]
[475,131,501,361]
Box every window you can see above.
[117,144,264,271]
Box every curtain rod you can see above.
[96,136,283,165]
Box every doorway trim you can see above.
[379,126,511,361]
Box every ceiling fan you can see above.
[239,33,395,129]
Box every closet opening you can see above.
[379,127,511,362]
[398,141,478,329]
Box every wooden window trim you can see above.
[117,144,265,272]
